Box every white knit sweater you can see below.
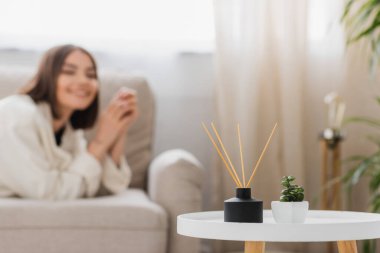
[0,94,132,200]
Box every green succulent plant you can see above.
[280,176,305,202]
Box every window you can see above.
[0,0,215,52]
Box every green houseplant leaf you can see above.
[342,0,380,69]
[344,116,380,129]
[336,1,380,251]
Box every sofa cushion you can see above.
[0,189,167,230]
[0,67,155,189]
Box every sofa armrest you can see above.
[148,149,204,253]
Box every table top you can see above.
[177,210,380,242]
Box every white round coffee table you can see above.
[177,210,380,253]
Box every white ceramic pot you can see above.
[271,201,309,223]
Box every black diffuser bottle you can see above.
[224,187,263,223]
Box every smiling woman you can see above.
[0,44,139,200]
[26,47,100,131]
[56,52,98,113]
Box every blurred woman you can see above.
[0,44,138,200]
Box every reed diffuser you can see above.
[202,122,278,223]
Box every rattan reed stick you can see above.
[211,122,243,187]
[245,123,278,187]
[237,124,246,187]
[202,123,241,187]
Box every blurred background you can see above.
[1,0,380,252]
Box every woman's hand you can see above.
[115,87,139,135]
[89,88,138,162]
[108,88,139,166]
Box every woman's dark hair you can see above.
[24,44,99,129]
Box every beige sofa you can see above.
[0,68,204,253]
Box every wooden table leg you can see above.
[337,240,358,253]
[321,140,329,210]
[332,142,342,210]
[244,241,265,253]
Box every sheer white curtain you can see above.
[212,0,356,252]
[212,1,308,250]
[213,0,308,210]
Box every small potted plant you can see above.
[271,176,309,223]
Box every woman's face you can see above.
[56,50,98,114]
